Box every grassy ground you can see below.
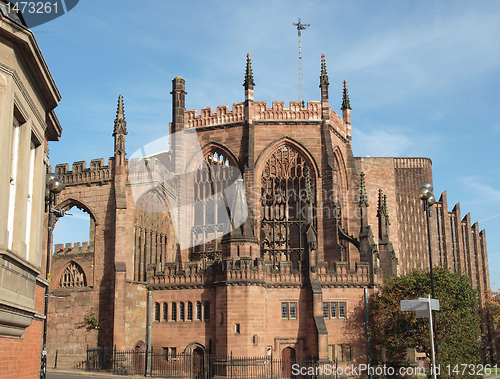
[490,366,500,375]
[417,365,500,378]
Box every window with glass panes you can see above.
[339,302,346,318]
[179,302,185,321]
[331,302,337,318]
[154,302,160,321]
[289,303,297,319]
[323,302,329,318]
[196,301,202,320]
[163,303,168,321]
[171,302,177,321]
[281,303,288,319]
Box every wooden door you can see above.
[192,347,204,379]
[281,347,296,378]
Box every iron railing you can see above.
[85,347,339,378]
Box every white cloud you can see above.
[352,127,415,157]
[460,176,500,204]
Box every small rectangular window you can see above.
[345,345,351,361]
[163,303,168,322]
[339,302,346,318]
[328,345,335,361]
[289,303,297,319]
[162,347,168,360]
[179,302,185,321]
[323,302,329,318]
[235,324,240,334]
[196,301,202,320]
[154,302,160,321]
[331,302,337,318]
[171,302,177,321]
[281,303,288,319]
[170,347,177,358]
[337,345,343,362]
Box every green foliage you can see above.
[371,267,482,378]
[85,310,99,330]
[486,289,500,328]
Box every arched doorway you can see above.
[281,347,296,378]
[134,341,146,375]
[192,347,205,379]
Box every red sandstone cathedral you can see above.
[46,54,495,372]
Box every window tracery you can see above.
[260,144,315,268]
[191,147,238,260]
[133,189,171,281]
[58,262,87,288]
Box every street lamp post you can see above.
[40,173,65,379]
[418,181,436,298]
[418,181,438,376]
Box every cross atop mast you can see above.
[292,17,310,106]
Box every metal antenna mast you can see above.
[293,17,310,105]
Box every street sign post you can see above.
[400,295,439,379]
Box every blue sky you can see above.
[33,0,500,291]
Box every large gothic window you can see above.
[191,148,238,260]
[58,262,87,288]
[261,145,315,268]
[134,189,171,282]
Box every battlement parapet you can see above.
[184,101,344,129]
[186,103,245,128]
[394,157,432,169]
[316,261,371,285]
[254,101,322,121]
[55,158,114,186]
[149,258,371,288]
[54,241,94,256]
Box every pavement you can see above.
[48,368,500,379]
[47,368,157,378]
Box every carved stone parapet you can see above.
[55,158,114,186]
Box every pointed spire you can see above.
[383,194,390,226]
[243,53,255,87]
[320,53,329,86]
[359,172,368,208]
[377,189,383,216]
[113,94,127,136]
[341,80,351,110]
[377,189,390,242]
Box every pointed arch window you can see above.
[260,144,315,268]
[191,147,239,259]
[58,262,87,288]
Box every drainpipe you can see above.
[147,289,152,376]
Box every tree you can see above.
[486,289,500,364]
[371,267,482,378]
[486,289,500,329]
